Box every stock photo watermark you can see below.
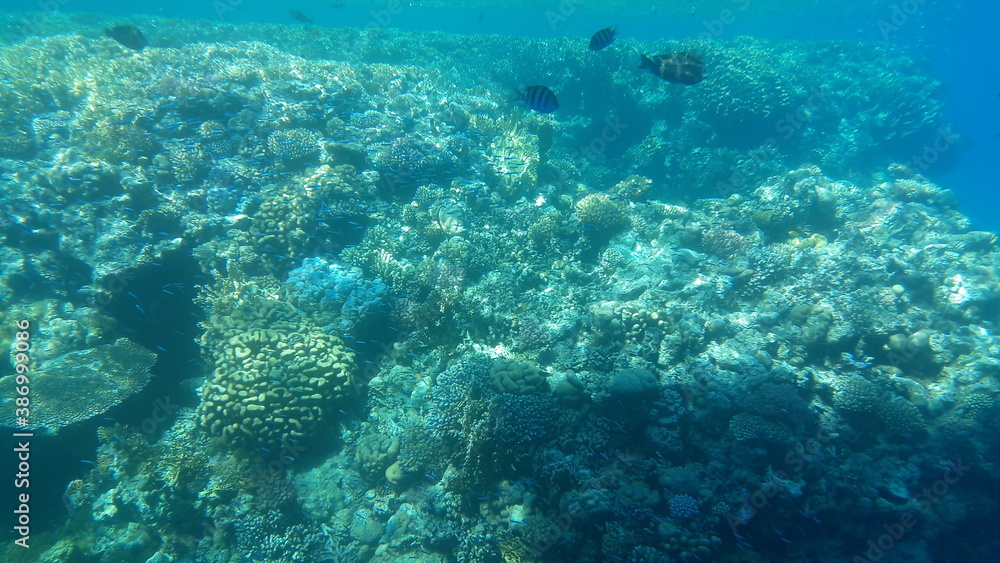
[724,425,836,536]
[528,449,638,555]
[88,267,137,314]
[715,86,832,198]
[726,338,953,546]
[877,0,931,40]
[213,0,244,21]
[695,0,751,42]
[544,0,586,31]
[570,116,629,164]
[852,459,969,562]
[9,320,33,549]
[902,125,958,174]
[20,0,71,35]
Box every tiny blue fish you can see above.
[516,85,558,114]
[589,26,617,51]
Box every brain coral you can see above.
[0,338,156,430]
[490,359,549,395]
[354,433,400,481]
[198,326,356,449]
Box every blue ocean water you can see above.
[1,1,999,563]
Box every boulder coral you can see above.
[198,325,356,450]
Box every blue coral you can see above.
[284,257,389,333]
[668,494,699,519]
[490,392,558,449]
[425,359,493,440]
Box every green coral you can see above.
[239,165,371,277]
[160,140,208,185]
[879,398,924,436]
[609,367,659,399]
[486,124,539,198]
[527,211,568,248]
[33,154,123,202]
[697,37,802,136]
[396,425,451,478]
[588,302,665,350]
[832,376,882,414]
[0,338,156,430]
[575,193,629,238]
[355,433,401,480]
[490,359,549,395]
[728,413,792,443]
[960,393,996,424]
[750,168,839,239]
[197,289,357,450]
[79,114,158,164]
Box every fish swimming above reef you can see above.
[104,25,147,50]
[589,26,617,50]
[289,9,313,23]
[516,85,559,114]
[640,52,704,85]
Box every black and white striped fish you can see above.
[516,85,559,114]
[589,26,617,51]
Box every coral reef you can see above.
[1,11,997,563]
[266,127,322,163]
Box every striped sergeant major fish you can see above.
[589,26,617,50]
[515,85,558,114]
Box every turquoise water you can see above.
[0,2,998,562]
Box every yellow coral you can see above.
[198,324,356,450]
[575,193,629,236]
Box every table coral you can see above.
[0,338,156,431]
